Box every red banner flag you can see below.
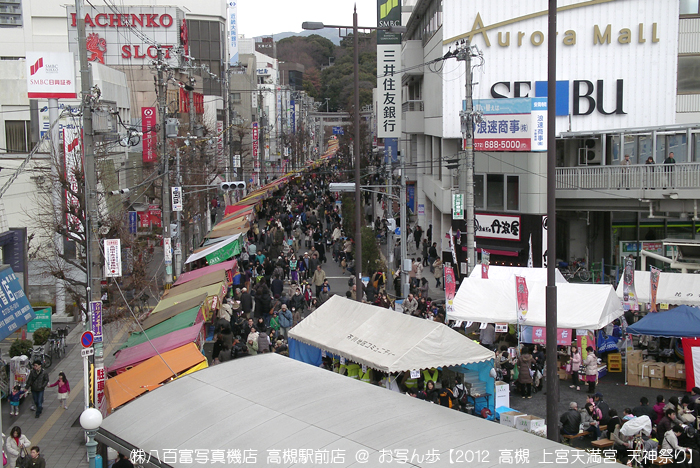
[445,265,456,315]
[650,266,661,312]
[516,275,529,324]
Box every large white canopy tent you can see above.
[289,295,494,372]
[96,354,610,468]
[470,265,568,283]
[615,270,700,306]
[451,272,623,329]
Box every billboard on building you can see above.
[142,107,157,162]
[442,0,679,136]
[377,45,401,139]
[473,98,547,152]
[0,266,35,341]
[66,6,184,67]
[228,1,239,65]
[26,52,77,99]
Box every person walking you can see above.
[5,426,30,468]
[48,371,70,410]
[25,361,49,418]
[433,258,443,288]
[568,345,582,391]
[311,264,326,297]
[517,346,535,398]
[27,446,46,468]
[584,346,598,393]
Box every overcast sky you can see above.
[237,0,379,38]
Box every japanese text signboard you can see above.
[104,239,122,277]
[377,45,401,139]
[472,98,547,152]
[0,266,35,341]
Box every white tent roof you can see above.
[615,271,700,306]
[470,265,568,283]
[451,277,623,329]
[96,354,608,468]
[184,233,242,264]
[289,295,494,372]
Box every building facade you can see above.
[399,0,700,274]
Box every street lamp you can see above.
[80,408,103,468]
[303,10,405,303]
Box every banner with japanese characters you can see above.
[516,275,528,324]
[650,266,661,312]
[481,249,490,279]
[104,239,122,278]
[623,257,639,311]
[377,44,401,139]
[445,264,456,315]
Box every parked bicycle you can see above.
[28,345,52,369]
[558,258,591,282]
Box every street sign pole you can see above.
[81,331,94,410]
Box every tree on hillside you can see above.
[320,32,376,111]
[277,35,336,71]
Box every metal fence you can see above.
[556,163,700,191]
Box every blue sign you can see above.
[128,211,137,234]
[81,331,94,348]
[406,182,416,213]
[0,266,35,341]
[332,126,344,135]
[384,138,398,164]
[395,227,401,236]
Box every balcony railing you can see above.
[556,162,700,191]
[402,100,424,112]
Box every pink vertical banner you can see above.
[532,327,573,345]
[650,266,661,312]
[481,249,490,279]
[516,275,529,324]
[445,265,456,315]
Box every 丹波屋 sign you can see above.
[472,98,547,152]
[26,52,77,99]
[475,213,521,241]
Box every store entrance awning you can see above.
[289,295,493,372]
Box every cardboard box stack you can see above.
[500,411,525,428]
[626,350,685,389]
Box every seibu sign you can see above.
[66,7,184,66]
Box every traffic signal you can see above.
[445,158,460,170]
[220,181,246,190]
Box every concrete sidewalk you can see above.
[2,321,128,467]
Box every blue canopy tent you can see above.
[627,306,700,338]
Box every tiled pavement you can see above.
[2,320,128,467]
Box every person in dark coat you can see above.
[240,288,253,317]
[632,396,657,423]
[517,347,535,398]
[560,402,582,436]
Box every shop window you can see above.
[506,176,519,211]
[680,0,700,15]
[486,174,504,211]
[4,120,30,153]
[678,56,700,94]
[474,174,484,209]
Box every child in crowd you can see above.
[8,385,25,416]
[48,372,70,409]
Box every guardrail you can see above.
[556,162,700,191]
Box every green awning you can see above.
[205,238,241,265]
[121,306,202,350]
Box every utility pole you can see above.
[457,41,476,276]
[75,0,101,410]
[353,7,363,303]
[157,47,172,288]
[400,149,408,297]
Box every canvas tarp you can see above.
[151,282,226,315]
[207,220,250,239]
[107,322,205,376]
[139,294,207,331]
[164,270,228,298]
[615,271,700,306]
[185,234,242,264]
[451,277,623,329]
[627,305,700,337]
[104,342,208,412]
[173,260,236,287]
[121,306,203,350]
[470,265,568,283]
[289,295,494,373]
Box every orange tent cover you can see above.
[104,342,207,412]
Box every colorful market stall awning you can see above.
[122,305,204,350]
[104,342,208,413]
[185,233,242,265]
[107,322,205,376]
[164,270,229,298]
[139,293,207,331]
[151,282,226,316]
[173,260,236,287]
